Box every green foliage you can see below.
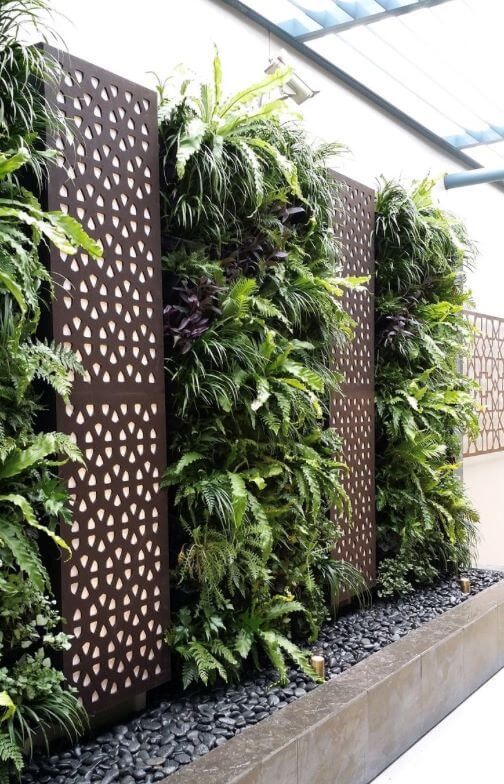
[0,3,101,780]
[160,51,365,686]
[374,179,479,596]
[0,574,87,759]
[166,598,320,690]
[0,0,65,184]
[0,734,22,784]
[157,52,299,250]
[0,140,99,595]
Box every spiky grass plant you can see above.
[0,0,65,183]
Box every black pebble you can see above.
[24,569,502,784]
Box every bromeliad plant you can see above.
[159,51,366,688]
[374,179,479,596]
[0,4,101,782]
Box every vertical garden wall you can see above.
[0,6,485,780]
[0,41,376,717]
[374,179,479,596]
[158,54,374,687]
[16,42,377,709]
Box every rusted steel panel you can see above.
[332,174,376,588]
[463,311,504,457]
[44,48,170,710]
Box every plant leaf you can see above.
[0,493,71,557]
[228,472,248,526]
[219,66,291,117]
[0,692,16,722]
[176,117,206,178]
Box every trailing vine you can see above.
[374,179,479,596]
[158,52,365,688]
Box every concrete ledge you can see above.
[166,581,504,784]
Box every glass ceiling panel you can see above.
[248,0,322,35]
[230,0,504,169]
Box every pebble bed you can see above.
[23,568,502,784]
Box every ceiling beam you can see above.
[297,0,457,43]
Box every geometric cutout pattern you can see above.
[463,311,504,457]
[43,47,170,710]
[332,394,375,582]
[331,174,376,588]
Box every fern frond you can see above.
[0,732,23,776]
[0,519,47,590]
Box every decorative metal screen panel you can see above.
[463,311,504,457]
[43,49,170,710]
[331,174,376,587]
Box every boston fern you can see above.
[159,51,365,688]
[374,179,479,596]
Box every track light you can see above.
[265,50,319,105]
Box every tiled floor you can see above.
[373,666,504,782]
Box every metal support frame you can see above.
[297,0,456,43]
[463,311,504,457]
[444,167,504,189]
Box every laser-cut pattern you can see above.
[463,311,504,457]
[331,175,376,587]
[44,48,170,710]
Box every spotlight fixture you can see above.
[265,50,319,105]
[310,653,325,679]
[458,576,471,594]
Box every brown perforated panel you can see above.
[463,311,504,457]
[331,174,376,587]
[43,48,170,710]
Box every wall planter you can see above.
[165,580,504,784]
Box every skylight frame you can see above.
[219,0,504,191]
[295,0,456,42]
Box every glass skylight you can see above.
[226,0,504,169]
